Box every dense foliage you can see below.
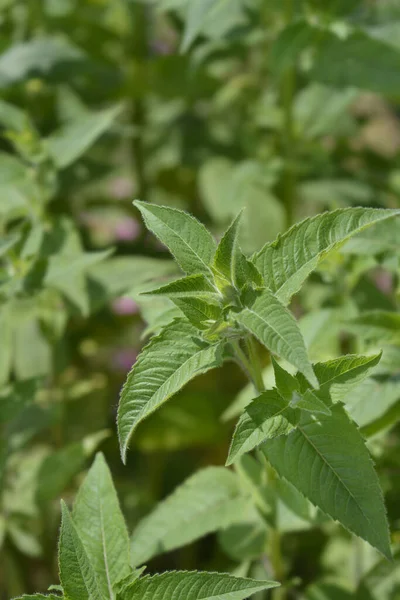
[1,1,400,599]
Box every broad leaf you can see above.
[226,390,296,466]
[345,377,400,429]
[130,467,250,566]
[356,547,400,600]
[142,274,221,301]
[181,0,246,52]
[134,201,216,277]
[0,37,86,87]
[236,289,318,387]
[261,405,391,558]
[253,208,400,305]
[311,31,400,95]
[118,319,224,462]
[73,453,131,599]
[59,501,103,600]
[119,571,278,600]
[46,105,122,169]
[291,390,331,416]
[347,312,400,344]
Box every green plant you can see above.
[118,202,399,596]
[14,453,278,600]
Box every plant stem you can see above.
[245,337,265,394]
[282,0,296,230]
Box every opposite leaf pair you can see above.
[16,454,278,600]
[118,202,399,462]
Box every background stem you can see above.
[281,0,296,230]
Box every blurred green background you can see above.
[1,1,400,598]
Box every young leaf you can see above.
[12,596,61,600]
[261,404,391,558]
[73,453,131,599]
[226,390,296,466]
[271,357,299,401]
[46,104,122,169]
[213,211,242,286]
[236,289,318,387]
[114,568,146,596]
[134,201,216,277]
[141,274,221,301]
[130,467,249,566]
[172,297,222,330]
[119,571,278,600]
[291,390,332,416]
[118,319,224,462]
[59,501,104,600]
[253,208,400,305]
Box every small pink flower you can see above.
[112,349,138,372]
[112,297,139,316]
[114,218,140,242]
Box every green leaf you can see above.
[342,218,400,255]
[356,547,400,600]
[345,377,400,430]
[291,389,331,415]
[253,208,400,305]
[134,201,216,277]
[261,404,391,558]
[59,501,104,600]
[270,20,316,75]
[46,105,122,169]
[236,289,318,387]
[172,298,222,330]
[0,37,86,87]
[119,571,278,600]
[212,211,242,286]
[114,568,146,596]
[141,274,221,301]
[271,357,299,401]
[12,595,62,600]
[130,467,250,566]
[347,312,400,345]
[118,319,224,462]
[73,453,130,599]
[311,31,400,95]
[227,390,296,466]
[181,0,246,52]
[309,353,382,404]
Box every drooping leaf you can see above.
[236,289,318,387]
[261,404,391,558]
[226,390,296,466]
[134,201,216,277]
[73,453,130,599]
[342,217,400,255]
[141,274,220,301]
[271,357,299,401]
[253,208,400,305]
[119,571,278,600]
[130,467,250,566]
[118,319,224,462]
[46,105,122,169]
[59,501,103,600]
[347,312,400,345]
